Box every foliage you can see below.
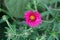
[0,0,60,40]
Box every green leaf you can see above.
[5,24,17,40]
[52,21,60,32]
[56,23,60,33]
[41,11,49,17]
[40,34,46,40]
[48,36,55,40]
[4,0,28,18]
[50,0,60,4]
[37,0,50,5]
[38,21,49,30]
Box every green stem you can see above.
[33,0,37,10]
[52,9,60,11]
[40,34,46,40]
[0,8,7,13]
[0,8,17,24]
[27,3,34,10]
[2,15,13,31]
[55,1,57,8]
[5,19,12,29]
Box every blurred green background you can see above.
[0,0,60,40]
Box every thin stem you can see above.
[46,14,49,20]
[33,0,37,10]
[27,3,34,10]
[43,19,55,23]
[55,1,57,8]
[0,8,17,24]
[39,34,46,40]
[52,9,60,11]
[5,19,12,29]
[40,1,53,14]
[2,15,13,31]
[52,1,58,31]
[14,28,33,37]
[0,8,7,13]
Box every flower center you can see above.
[30,15,36,21]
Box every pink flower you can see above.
[24,10,42,28]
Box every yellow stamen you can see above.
[30,15,35,21]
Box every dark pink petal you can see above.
[24,10,42,28]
